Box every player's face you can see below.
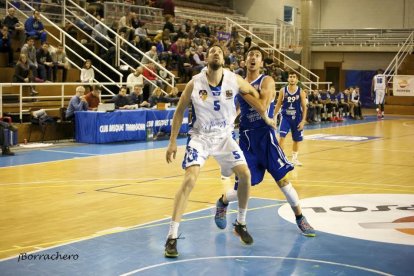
[207,46,224,71]
[288,74,298,85]
[246,50,263,71]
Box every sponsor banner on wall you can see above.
[393,75,414,96]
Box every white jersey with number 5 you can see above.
[190,69,240,137]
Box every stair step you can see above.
[1,94,19,103]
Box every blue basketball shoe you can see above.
[296,216,316,237]
[214,197,228,229]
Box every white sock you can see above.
[237,208,247,225]
[167,221,179,239]
[292,151,298,160]
[225,189,238,203]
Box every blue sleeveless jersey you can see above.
[281,85,302,120]
[238,74,275,130]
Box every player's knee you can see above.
[277,177,290,188]
[235,168,251,183]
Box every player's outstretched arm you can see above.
[166,80,193,163]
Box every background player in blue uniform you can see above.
[214,46,315,237]
[274,71,307,166]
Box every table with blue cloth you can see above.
[75,109,189,144]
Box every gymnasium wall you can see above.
[235,0,413,29]
[311,52,396,70]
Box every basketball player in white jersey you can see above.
[164,45,275,258]
[372,69,386,119]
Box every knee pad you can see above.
[280,183,300,207]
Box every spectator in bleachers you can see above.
[0,26,14,67]
[175,24,188,40]
[51,44,69,82]
[131,12,141,29]
[177,48,193,83]
[12,53,31,83]
[21,36,39,80]
[3,7,25,47]
[85,85,101,110]
[199,23,210,38]
[156,37,172,68]
[80,59,94,83]
[66,86,88,120]
[118,11,135,40]
[234,60,246,78]
[36,42,53,82]
[92,17,110,56]
[127,35,145,66]
[143,62,162,93]
[163,14,175,34]
[135,21,152,51]
[129,84,150,107]
[24,10,47,43]
[141,45,159,64]
[12,53,38,96]
[192,45,206,73]
[126,66,144,92]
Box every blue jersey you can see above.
[238,74,274,130]
[337,92,345,102]
[281,85,302,119]
[328,92,337,102]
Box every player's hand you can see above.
[166,141,177,163]
[298,120,305,130]
[264,116,276,129]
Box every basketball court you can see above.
[1,115,413,275]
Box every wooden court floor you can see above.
[1,116,414,260]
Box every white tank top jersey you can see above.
[190,69,240,136]
[374,74,386,90]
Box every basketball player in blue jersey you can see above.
[164,45,275,258]
[371,69,386,119]
[274,71,307,166]
[214,46,315,237]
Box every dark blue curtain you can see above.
[345,70,377,107]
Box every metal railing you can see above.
[70,0,176,92]
[0,82,150,121]
[310,28,413,47]
[384,31,414,85]
[225,17,319,91]
[7,0,124,95]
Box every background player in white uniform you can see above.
[214,46,315,237]
[164,45,275,258]
[274,72,308,166]
[372,69,386,119]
